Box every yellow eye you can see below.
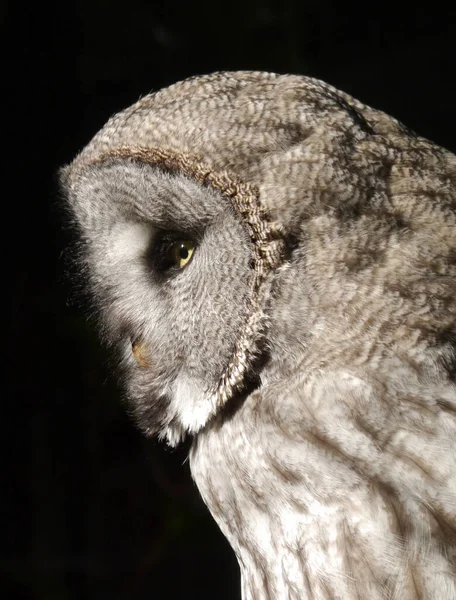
[167,240,195,269]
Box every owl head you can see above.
[61,71,456,445]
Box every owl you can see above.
[61,72,456,599]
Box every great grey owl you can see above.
[61,72,456,599]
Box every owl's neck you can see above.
[190,383,456,600]
[189,245,456,599]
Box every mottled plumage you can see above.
[62,72,456,599]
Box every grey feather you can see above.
[62,71,456,599]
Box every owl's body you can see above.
[62,72,456,599]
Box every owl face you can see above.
[69,158,255,444]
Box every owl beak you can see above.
[131,338,150,368]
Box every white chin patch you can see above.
[166,373,214,443]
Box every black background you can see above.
[3,2,456,599]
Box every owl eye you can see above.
[167,240,195,269]
[147,232,197,273]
